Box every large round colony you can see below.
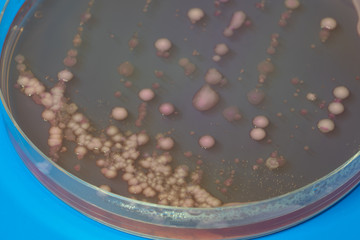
[319,17,337,42]
[199,135,216,149]
[159,102,175,116]
[317,118,335,133]
[192,84,220,111]
[111,107,128,120]
[138,88,155,101]
[154,38,172,58]
[187,8,205,24]
[333,86,350,100]
[284,0,300,10]
[250,115,270,141]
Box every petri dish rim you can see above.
[0,0,360,239]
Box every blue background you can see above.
[0,0,359,239]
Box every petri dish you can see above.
[1,0,360,239]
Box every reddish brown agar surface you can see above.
[8,0,360,207]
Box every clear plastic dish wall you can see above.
[1,1,360,239]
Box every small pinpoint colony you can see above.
[278,0,300,27]
[319,17,337,42]
[128,33,139,50]
[266,33,280,55]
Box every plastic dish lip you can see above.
[0,1,360,239]
[0,0,358,217]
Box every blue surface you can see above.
[0,110,360,240]
[0,1,359,239]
